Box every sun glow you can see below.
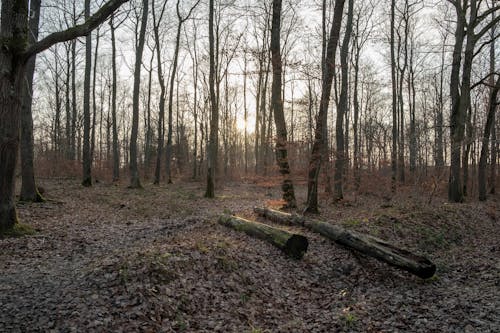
[236,115,255,134]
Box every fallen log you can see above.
[218,214,308,259]
[254,207,436,278]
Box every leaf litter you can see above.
[0,178,498,332]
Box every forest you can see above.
[0,0,499,331]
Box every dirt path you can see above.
[0,179,499,332]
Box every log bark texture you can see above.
[254,207,436,278]
[218,214,308,259]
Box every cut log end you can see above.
[284,234,309,259]
[412,259,436,279]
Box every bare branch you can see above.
[471,72,500,90]
[23,0,128,60]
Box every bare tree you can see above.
[271,0,297,208]
[205,0,218,198]
[305,0,346,214]
[447,0,500,202]
[82,0,93,187]
[390,0,398,189]
[334,0,354,201]
[110,13,121,182]
[479,76,500,200]
[129,0,148,189]
[0,0,128,230]
[165,0,201,184]
[152,0,169,185]
[20,0,44,202]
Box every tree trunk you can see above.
[82,0,93,187]
[166,20,182,185]
[129,0,148,189]
[352,23,361,190]
[448,2,468,202]
[219,214,308,259]
[54,46,62,155]
[335,0,354,201]
[65,43,72,159]
[1,0,127,230]
[152,1,167,185]
[205,0,218,198]
[91,30,100,170]
[71,37,77,161]
[144,47,154,179]
[435,38,446,169]
[270,0,297,208]
[305,0,346,213]
[390,0,398,189]
[110,15,120,182]
[255,207,436,279]
[408,35,417,174]
[479,76,500,200]
[243,50,249,175]
[463,102,474,196]
[488,13,497,195]
[20,0,44,202]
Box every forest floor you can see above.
[0,176,499,332]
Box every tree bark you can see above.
[205,0,218,198]
[335,0,354,201]
[20,0,44,202]
[82,0,93,187]
[129,0,148,189]
[270,0,297,208]
[219,214,308,259]
[110,15,120,182]
[479,76,500,200]
[65,43,72,159]
[488,10,497,195]
[305,0,346,213]
[390,0,398,189]
[152,0,168,185]
[255,207,436,279]
[1,0,128,230]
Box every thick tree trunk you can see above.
[129,0,148,189]
[479,77,500,200]
[219,214,308,259]
[448,3,467,202]
[0,41,25,230]
[255,207,436,278]
[20,0,43,202]
[270,0,297,208]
